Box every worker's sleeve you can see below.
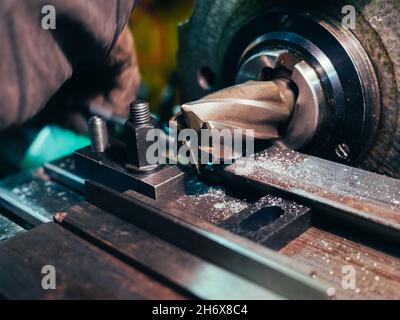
[0,0,136,130]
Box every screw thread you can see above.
[129,101,152,126]
[88,116,109,153]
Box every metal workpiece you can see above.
[124,101,159,173]
[88,116,109,153]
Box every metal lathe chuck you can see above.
[178,0,400,178]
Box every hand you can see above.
[0,0,137,131]
[43,25,140,132]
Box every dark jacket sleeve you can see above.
[0,0,136,130]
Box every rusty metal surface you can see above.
[281,227,400,300]
[215,146,400,242]
[0,223,184,300]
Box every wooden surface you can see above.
[0,223,184,300]
[280,227,400,299]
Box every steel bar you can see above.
[55,202,279,300]
[0,170,83,228]
[209,146,400,245]
[86,180,328,300]
[44,157,85,193]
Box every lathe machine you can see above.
[0,0,400,300]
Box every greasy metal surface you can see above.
[281,227,400,300]
[0,168,84,227]
[218,146,400,240]
[0,215,25,244]
[86,180,329,299]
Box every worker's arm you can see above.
[0,0,139,130]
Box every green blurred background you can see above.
[130,0,194,110]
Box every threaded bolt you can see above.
[88,116,109,153]
[129,101,152,126]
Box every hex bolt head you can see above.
[124,101,159,173]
